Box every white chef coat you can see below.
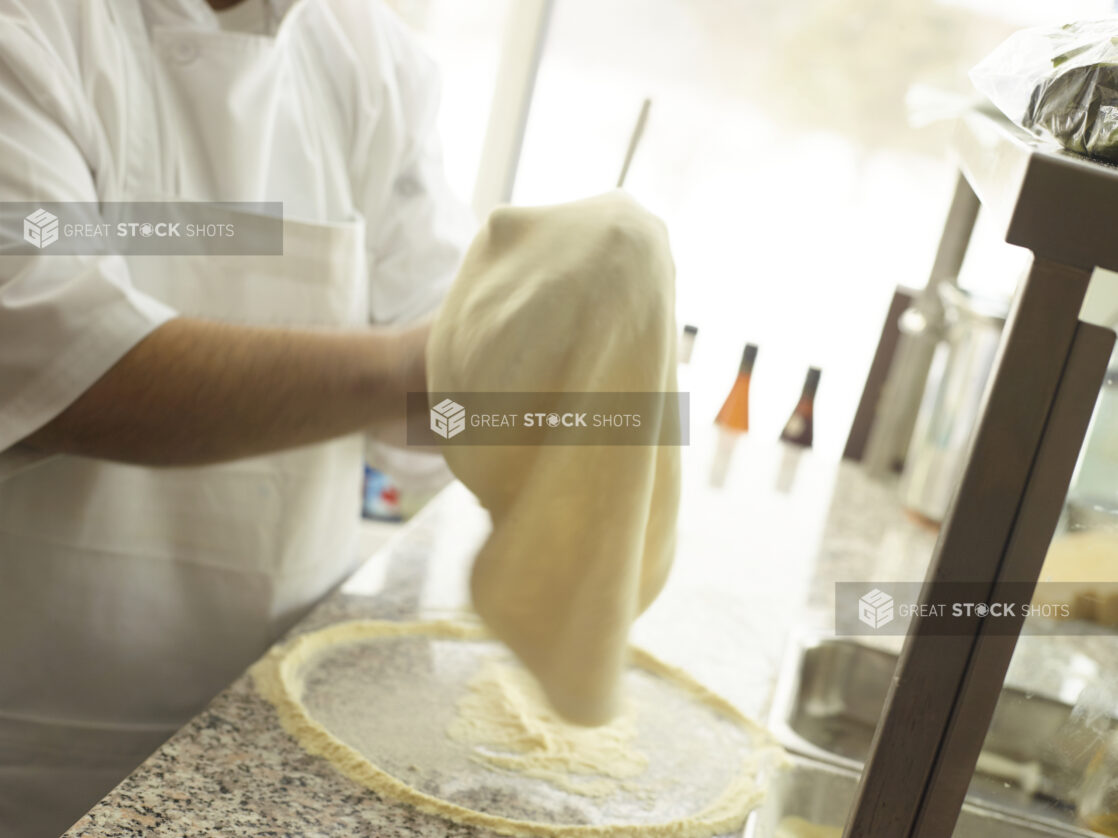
[215,0,269,31]
[0,1,470,835]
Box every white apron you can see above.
[0,3,387,834]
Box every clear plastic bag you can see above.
[971,20,1118,162]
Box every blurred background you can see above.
[381,0,1112,459]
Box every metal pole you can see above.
[862,173,981,475]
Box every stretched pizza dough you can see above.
[426,191,681,725]
[251,620,781,838]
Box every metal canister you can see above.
[900,283,1009,526]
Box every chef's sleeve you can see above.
[357,3,475,325]
[345,4,468,488]
[0,23,177,473]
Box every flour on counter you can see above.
[446,660,648,797]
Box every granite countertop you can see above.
[63,436,939,838]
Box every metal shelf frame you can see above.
[844,110,1118,838]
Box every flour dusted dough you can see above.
[252,620,779,838]
[426,191,681,725]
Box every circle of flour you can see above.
[252,620,781,838]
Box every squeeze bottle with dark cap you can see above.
[715,343,757,432]
[780,367,821,447]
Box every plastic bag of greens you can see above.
[971,20,1118,162]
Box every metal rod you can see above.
[617,98,651,189]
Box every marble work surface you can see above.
[59,435,980,838]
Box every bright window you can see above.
[511,0,1111,456]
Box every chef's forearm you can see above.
[22,317,427,466]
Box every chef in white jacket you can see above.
[0,1,472,835]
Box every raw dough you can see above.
[252,619,781,838]
[1034,530,1118,625]
[775,816,843,838]
[426,191,681,725]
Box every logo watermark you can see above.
[408,392,689,446]
[430,398,466,440]
[835,582,1091,635]
[858,588,895,629]
[4,203,283,255]
[23,209,59,249]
